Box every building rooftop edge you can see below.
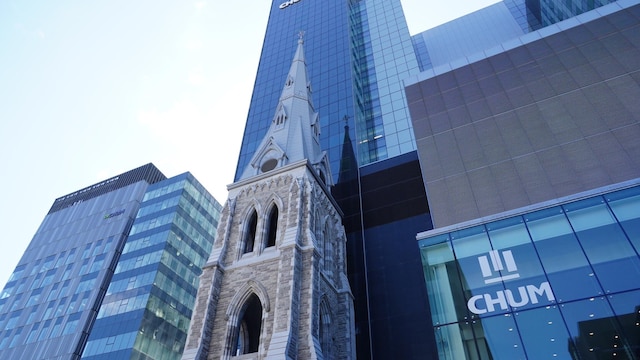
[404,0,640,87]
[416,178,640,241]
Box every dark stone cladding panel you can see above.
[408,4,640,228]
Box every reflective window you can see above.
[421,236,466,325]
[433,322,488,360]
[50,317,64,338]
[607,290,640,354]
[479,314,526,359]
[564,198,640,294]
[515,305,575,359]
[526,207,601,302]
[25,323,39,344]
[560,297,628,358]
[26,307,39,325]
[8,327,22,348]
[419,185,640,359]
[452,226,509,317]
[37,319,52,341]
[486,217,549,312]
[606,186,640,254]
[62,313,81,335]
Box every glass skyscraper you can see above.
[81,173,221,360]
[234,0,421,182]
[0,165,222,360]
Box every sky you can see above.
[0,0,499,288]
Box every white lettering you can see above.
[279,0,301,9]
[526,282,555,304]
[467,282,555,315]
[484,291,508,313]
[467,295,486,314]
[505,287,529,307]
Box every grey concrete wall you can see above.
[407,4,640,228]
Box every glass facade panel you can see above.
[479,314,526,360]
[82,173,221,360]
[606,186,640,254]
[487,218,548,312]
[565,198,640,294]
[526,207,602,302]
[514,305,575,359]
[419,185,640,359]
[421,239,466,326]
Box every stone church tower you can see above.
[181,34,355,360]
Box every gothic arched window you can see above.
[319,301,332,358]
[266,205,278,248]
[234,294,262,355]
[323,223,333,275]
[244,210,258,254]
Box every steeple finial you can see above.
[298,30,305,44]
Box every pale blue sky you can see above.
[0,0,498,287]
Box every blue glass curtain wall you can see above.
[419,185,640,360]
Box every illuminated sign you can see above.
[467,250,555,315]
[279,0,301,9]
[104,209,125,219]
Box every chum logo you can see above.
[104,209,125,219]
[479,250,520,284]
[279,0,302,9]
[467,249,555,315]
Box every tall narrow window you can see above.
[234,294,262,355]
[266,206,278,248]
[244,211,258,254]
[323,223,333,274]
[319,302,332,358]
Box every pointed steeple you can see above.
[239,32,332,186]
[338,116,358,183]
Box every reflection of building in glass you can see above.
[0,165,222,360]
[570,306,640,360]
[411,0,640,358]
[420,186,640,359]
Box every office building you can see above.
[0,164,222,360]
[82,173,222,360]
[406,0,640,358]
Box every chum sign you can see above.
[467,250,555,315]
[279,0,302,9]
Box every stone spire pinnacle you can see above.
[239,33,332,186]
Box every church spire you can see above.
[238,33,332,186]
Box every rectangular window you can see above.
[50,317,64,338]
[43,301,55,320]
[37,319,52,341]
[26,307,39,324]
[59,280,71,298]
[62,313,81,335]
[9,327,23,347]
[41,270,56,287]
[25,324,40,344]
